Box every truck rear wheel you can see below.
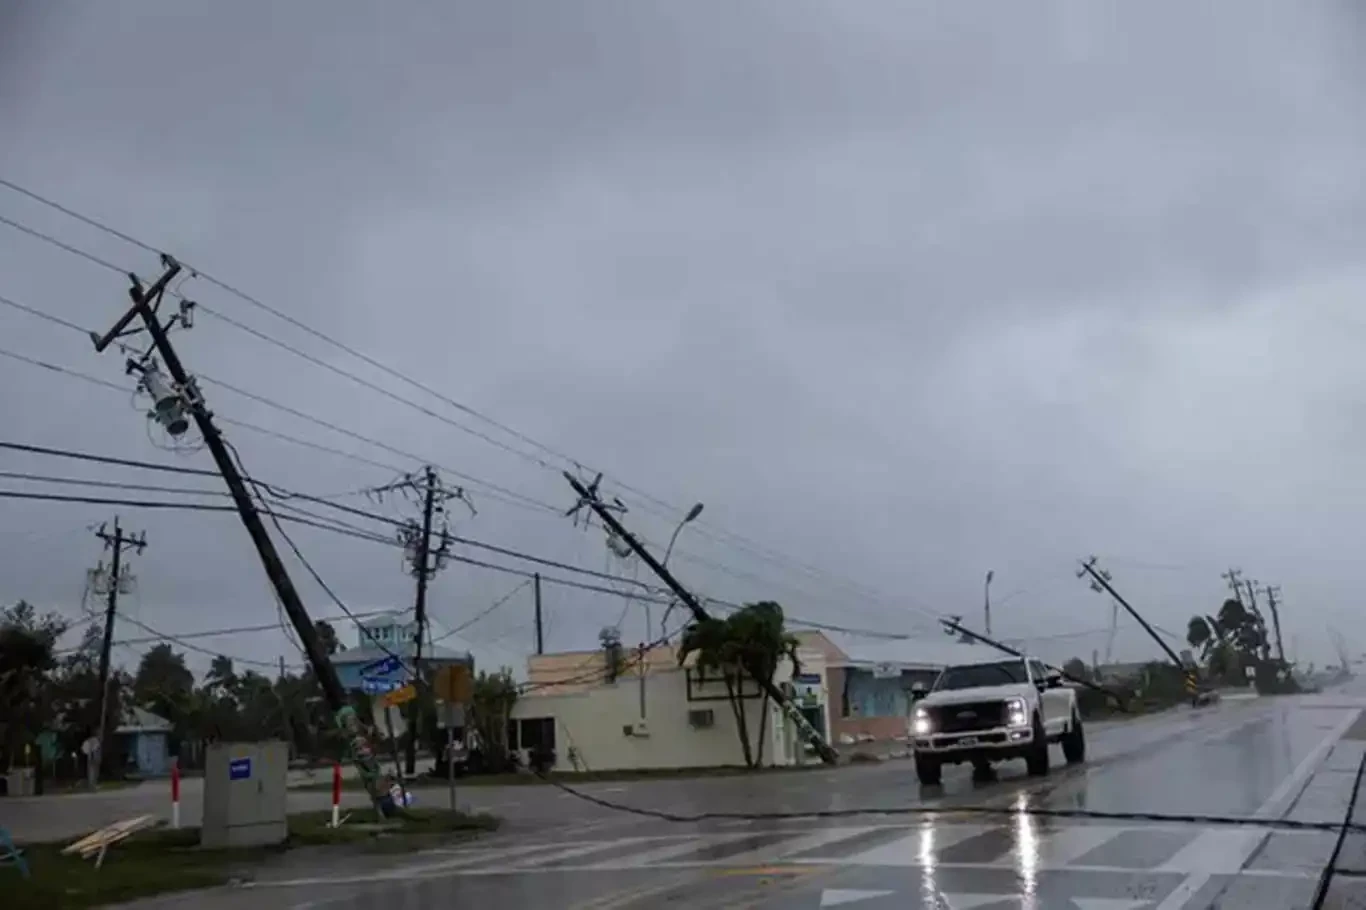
[1062,711,1086,764]
[915,753,942,787]
[1025,714,1050,776]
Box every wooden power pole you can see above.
[91,256,392,813]
[89,517,145,787]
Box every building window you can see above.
[518,717,556,752]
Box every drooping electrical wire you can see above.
[0,197,933,619]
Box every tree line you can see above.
[0,599,524,780]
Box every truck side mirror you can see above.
[1045,672,1063,689]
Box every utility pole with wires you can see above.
[372,465,464,775]
[534,572,544,656]
[88,516,145,788]
[563,472,840,765]
[1262,583,1286,662]
[1079,557,1192,682]
[1222,567,1245,605]
[89,254,394,815]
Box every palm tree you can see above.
[1186,617,1213,656]
[677,601,798,768]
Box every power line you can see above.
[0,296,560,515]
[0,438,217,477]
[1,476,915,645]
[58,608,406,655]
[1,288,919,632]
[0,342,408,478]
[0,469,231,499]
[113,611,286,670]
[0,194,932,622]
[430,580,531,646]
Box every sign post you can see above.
[434,666,473,812]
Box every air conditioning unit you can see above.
[687,709,714,729]
[622,721,651,737]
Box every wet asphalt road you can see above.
[22,687,1366,909]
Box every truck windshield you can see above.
[933,660,1029,690]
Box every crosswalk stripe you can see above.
[578,831,761,869]
[1157,827,1267,874]
[989,823,1132,869]
[707,826,890,867]
[805,823,994,867]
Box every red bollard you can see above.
[170,758,181,829]
[330,762,342,828]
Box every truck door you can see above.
[1030,659,1067,733]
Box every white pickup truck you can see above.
[908,655,1085,786]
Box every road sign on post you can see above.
[360,655,403,678]
[434,664,474,704]
[379,684,418,709]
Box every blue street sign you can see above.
[229,757,252,781]
[360,655,402,678]
[361,678,404,694]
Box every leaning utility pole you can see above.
[386,466,459,774]
[1079,557,1193,684]
[91,255,391,813]
[564,472,840,765]
[1263,584,1285,663]
[89,517,146,787]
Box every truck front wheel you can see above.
[915,753,942,787]
[1025,714,1051,776]
[1062,710,1086,764]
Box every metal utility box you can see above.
[201,741,288,849]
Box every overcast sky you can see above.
[2,1,1364,678]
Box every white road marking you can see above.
[1154,705,1361,909]
[820,889,894,907]
[802,823,990,867]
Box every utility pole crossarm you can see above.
[562,472,840,765]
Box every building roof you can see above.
[816,630,1011,670]
[333,642,474,666]
[116,706,172,734]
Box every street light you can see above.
[658,502,705,637]
[984,570,994,637]
[663,502,705,568]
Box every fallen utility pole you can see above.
[1078,557,1197,691]
[940,616,1129,710]
[91,255,392,815]
[563,472,840,765]
[90,517,146,787]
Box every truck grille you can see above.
[930,701,1006,733]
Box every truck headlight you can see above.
[1005,698,1028,728]
[912,706,932,736]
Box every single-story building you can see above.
[510,631,1005,771]
[114,706,173,777]
[806,631,1004,745]
[513,641,822,772]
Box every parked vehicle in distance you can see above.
[908,655,1085,786]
